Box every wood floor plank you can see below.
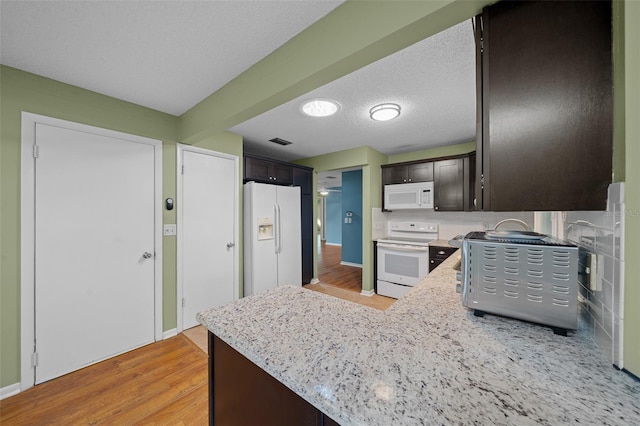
[0,335,208,425]
[318,240,362,292]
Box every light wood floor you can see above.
[0,334,208,425]
[1,244,393,424]
[318,240,362,292]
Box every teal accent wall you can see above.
[325,191,342,245]
[341,170,363,265]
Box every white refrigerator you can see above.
[244,182,302,296]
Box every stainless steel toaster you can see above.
[456,231,578,335]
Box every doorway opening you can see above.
[316,168,362,292]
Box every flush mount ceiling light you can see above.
[369,103,401,121]
[300,99,340,117]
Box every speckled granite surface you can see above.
[197,254,640,425]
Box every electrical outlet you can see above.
[588,253,601,292]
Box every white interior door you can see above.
[179,147,237,330]
[34,123,157,384]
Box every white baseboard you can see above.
[163,328,178,340]
[340,261,363,268]
[0,383,21,400]
[310,278,320,284]
[360,289,375,297]
[325,242,341,246]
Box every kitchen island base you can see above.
[208,332,339,426]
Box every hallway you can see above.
[317,240,361,292]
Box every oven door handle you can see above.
[377,243,428,252]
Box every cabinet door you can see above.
[481,0,612,211]
[244,156,272,182]
[434,159,463,211]
[408,162,433,183]
[293,168,312,195]
[211,333,323,425]
[272,163,293,185]
[382,165,408,185]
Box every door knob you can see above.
[142,252,153,259]
[226,242,235,248]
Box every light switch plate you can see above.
[163,224,177,236]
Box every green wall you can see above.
[295,147,387,291]
[623,0,639,375]
[2,0,638,389]
[0,65,180,387]
[0,66,245,389]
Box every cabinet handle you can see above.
[408,178,412,182]
[438,250,445,255]
[435,206,439,210]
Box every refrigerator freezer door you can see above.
[275,186,302,287]
[244,182,278,296]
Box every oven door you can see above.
[377,243,429,286]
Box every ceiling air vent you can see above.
[269,137,292,146]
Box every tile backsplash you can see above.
[372,182,625,367]
[561,183,625,368]
[373,209,535,241]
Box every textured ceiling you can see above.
[1,1,476,163]
[231,19,477,161]
[0,0,344,115]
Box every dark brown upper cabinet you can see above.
[244,155,293,185]
[434,154,476,211]
[476,0,613,211]
[382,152,475,212]
[382,162,433,185]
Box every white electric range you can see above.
[376,221,438,299]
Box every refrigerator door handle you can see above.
[274,203,282,254]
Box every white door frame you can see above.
[176,143,239,333]
[20,112,163,391]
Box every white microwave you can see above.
[384,182,434,210]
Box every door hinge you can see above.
[480,174,485,189]
[182,298,186,308]
[33,145,40,158]
[32,352,39,367]
[181,165,184,175]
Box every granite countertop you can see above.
[428,238,456,248]
[197,254,640,425]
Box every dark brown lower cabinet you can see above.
[428,245,458,272]
[209,332,340,425]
